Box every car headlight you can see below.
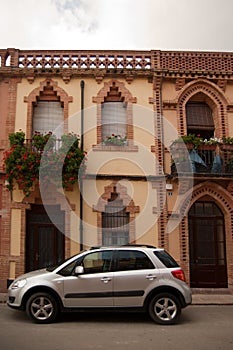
[11,279,27,289]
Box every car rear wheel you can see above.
[148,293,181,325]
[26,292,59,324]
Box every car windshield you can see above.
[45,251,86,272]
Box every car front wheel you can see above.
[26,292,59,324]
[148,293,181,325]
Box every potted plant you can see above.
[4,131,86,196]
[103,134,127,146]
[221,136,233,150]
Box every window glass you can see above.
[154,250,179,268]
[33,101,64,138]
[102,203,129,246]
[117,250,154,271]
[57,255,83,276]
[101,102,127,142]
[58,260,77,276]
[82,250,113,274]
[186,101,214,139]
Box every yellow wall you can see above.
[10,209,21,256]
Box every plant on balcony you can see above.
[4,131,86,196]
[222,136,233,145]
[103,134,127,146]
[172,134,202,147]
[200,137,222,145]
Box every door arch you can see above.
[188,201,227,288]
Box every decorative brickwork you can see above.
[151,75,168,249]
[24,78,73,138]
[152,180,168,249]
[17,51,151,70]
[92,79,137,150]
[178,182,233,287]
[160,50,233,73]
[176,79,229,137]
[93,181,139,244]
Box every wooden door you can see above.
[26,205,65,271]
[189,202,227,288]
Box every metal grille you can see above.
[102,205,129,246]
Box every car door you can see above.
[63,250,114,308]
[113,249,160,307]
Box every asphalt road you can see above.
[0,304,233,350]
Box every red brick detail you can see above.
[152,76,168,250]
[24,79,73,138]
[152,180,168,249]
[178,182,233,287]
[176,79,228,137]
[92,79,137,146]
[93,181,139,244]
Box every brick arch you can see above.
[24,78,73,138]
[93,181,140,244]
[177,181,233,286]
[92,79,137,145]
[176,79,229,138]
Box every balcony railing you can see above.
[171,144,233,176]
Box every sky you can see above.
[1,0,233,52]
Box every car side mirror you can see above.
[75,265,84,276]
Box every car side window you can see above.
[117,250,154,271]
[58,257,83,276]
[82,250,113,274]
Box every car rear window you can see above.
[153,250,179,268]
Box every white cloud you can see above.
[1,0,233,51]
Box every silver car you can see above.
[7,245,192,324]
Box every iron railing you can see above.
[171,145,233,175]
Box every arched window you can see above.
[101,84,127,143]
[186,101,214,139]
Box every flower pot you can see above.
[198,144,217,151]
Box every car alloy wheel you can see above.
[149,293,181,324]
[26,292,59,323]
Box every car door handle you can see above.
[101,277,112,283]
[146,274,157,280]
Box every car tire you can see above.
[26,292,59,324]
[148,293,181,325]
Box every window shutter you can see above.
[33,101,64,137]
[186,102,214,130]
[101,102,127,140]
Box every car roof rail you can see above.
[122,244,157,248]
[90,244,157,250]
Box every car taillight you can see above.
[171,269,186,282]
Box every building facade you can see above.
[0,48,233,292]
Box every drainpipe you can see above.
[80,80,85,251]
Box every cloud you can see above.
[53,0,99,33]
[1,0,233,51]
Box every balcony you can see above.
[170,143,233,176]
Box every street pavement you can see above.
[0,303,233,350]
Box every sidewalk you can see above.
[191,288,233,305]
[1,290,233,305]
